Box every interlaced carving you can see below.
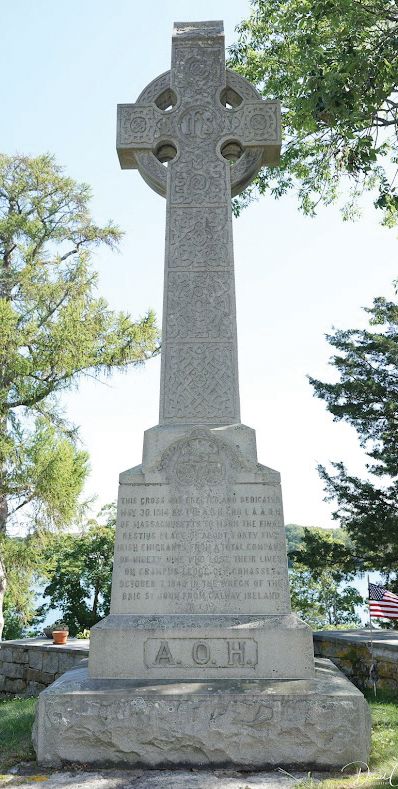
[163,343,236,421]
[117,22,281,426]
[167,272,232,339]
[168,207,231,269]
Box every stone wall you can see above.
[2,631,397,696]
[314,630,398,692]
[0,638,89,696]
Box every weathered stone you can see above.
[34,660,371,769]
[12,647,29,663]
[34,19,371,770]
[4,677,26,693]
[42,651,59,674]
[26,681,47,697]
[58,653,80,673]
[2,660,25,679]
[0,646,13,663]
[28,649,43,670]
[90,614,314,680]
[27,668,54,685]
[88,20,313,686]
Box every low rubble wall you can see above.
[2,630,397,696]
[0,637,89,696]
[314,630,398,691]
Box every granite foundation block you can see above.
[33,658,371,769]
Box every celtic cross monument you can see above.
[117,20,280,427]
[34,22,371,770]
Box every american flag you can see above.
[368,582,398,619]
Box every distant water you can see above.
[31,573,384,633]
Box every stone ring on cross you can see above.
[117,67,281,198]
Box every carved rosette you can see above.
[156,428,247,486]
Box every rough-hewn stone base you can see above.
[33,658,371,769]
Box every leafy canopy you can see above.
[310,295,398,589]
[38,508,116,636]
[229,0,398,225]
[0,154,159,533]
[288,527,362,628]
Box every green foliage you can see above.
[288,527,362,627]
[75,628,90,639]
[309,295,398,591]
[0,153,159,535]
[285,522,345,566]
[0,152,159,637]
[290,568,362,628]
[38,511,115,635]
[229,0,398,226]
[0,534,43,640]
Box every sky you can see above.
[1,0,397,531]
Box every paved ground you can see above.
[0,768,319,789]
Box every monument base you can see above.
[89,613,314,679]
[33,658,371,769]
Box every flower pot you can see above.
[44,621,69,639]
[52,630,68,645]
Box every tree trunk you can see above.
[92,584,99,619]
[0,488,8,640]
[0,551,6,641]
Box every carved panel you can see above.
[163,343,237,421]
[137,70,171,104]
[232,102,280,145]
[172,43,224,98]
[118,104,178,147]
[177,105,223,141]
[168,207,231,269]
[156,427,246,485]
[166,272,232,339]
[118,105,157,147]
[171,153,228,205]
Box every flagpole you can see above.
[368,574,377,697]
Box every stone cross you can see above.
[117,21,281,426]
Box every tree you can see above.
[290,568,362,628]
[0,534,43,639]
[0,154,160,638]
[288,527,363,627]
[38,509,115,636]
[309,296,398,594]
[229,0,398,226]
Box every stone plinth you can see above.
[89,613,314,680]
[88,423,315,682]
[33,659,371,769]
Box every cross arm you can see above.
[225,99,281,167]
[117,103,174,169]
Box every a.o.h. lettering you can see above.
[192,641,210,665]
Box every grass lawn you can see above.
[297,689,398,789]
[0,689,396,784]
[0,696,36,773]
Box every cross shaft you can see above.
[117,21,281,426]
